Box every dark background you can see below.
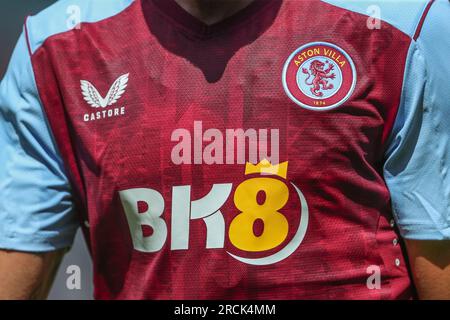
[0,1,55,74]
[0,0,93,300]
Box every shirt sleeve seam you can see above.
[0,233,74,250]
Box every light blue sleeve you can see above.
[384,0,450,240]
[0,31,78,252]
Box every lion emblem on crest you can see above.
[302,60,336,97]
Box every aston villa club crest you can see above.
[283,42,357,111]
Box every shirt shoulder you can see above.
[26,0,135,54]
[321,0,433,38]
[415,0,450,74]
[381,0,450,239]
[0,31,79,251]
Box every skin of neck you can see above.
[174,0,256,25]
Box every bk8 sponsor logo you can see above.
[119,160,309,266]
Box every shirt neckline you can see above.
[145,0,278,39]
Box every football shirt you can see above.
[0,0,449,299]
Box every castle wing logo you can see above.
[81,73,129,108]
[282,42,357,111]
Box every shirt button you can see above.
[390,219,395,228]
[84,220,90,228]
[395,259,401,267]
[393,238,398,246]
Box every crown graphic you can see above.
[245,159,288,179]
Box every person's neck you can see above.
[174,0,256,25]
